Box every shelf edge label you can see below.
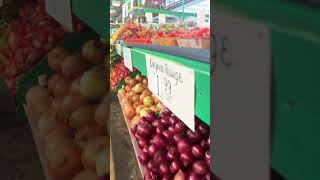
[45,0,73,32]
[123,47,133,71]
[146,55,195,131]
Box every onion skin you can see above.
[177,139,192,153]
[170,160,182,174]
[146,161,158,173]
[81,136,108,171]
[187,172,201,180]
[192,160,209,175]
[205,150,210,166]
[61,54,87,78]
[47,47,70,73]
[95,101,109,129]
[174,122,187,133]
[137,123,154,138]
[186,130,202,143]
[159,162,171,175]
[138,153,150,165]
[69,105,96,129]
[151,134,167,149]
[180,151,194,167]
[197,123,209,136]
[81,40,105,65]
[167,147,179,161]
[26,86,51,116]
[148,144,158,156]
[191,145,204,159]
[79,67,107,100]
[153,150,166,164]
[59,92,86,118]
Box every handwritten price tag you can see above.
[45,0,72,32]
[116,44,121,55]
[123,47,133,71]
[146,55,195,131]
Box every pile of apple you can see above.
[25,39,108,180]
[118,74,163,124]
[117,20,152,41]
[0,1,85,94]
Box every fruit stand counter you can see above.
[116,44,210,126]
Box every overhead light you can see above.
[112,1,121,7]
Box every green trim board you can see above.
[216,0,320,42]
[71,0,108,37]
[117,44,210,126]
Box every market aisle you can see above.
[110,93,141,180]
[0,125,44,180]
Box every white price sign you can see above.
[116,44,121,55]
[159,14,166,24]
[123,47,133,71]
[45,0,73,32]
[145,12,153,23]
[197,8,206,27]
[146,55,195,131]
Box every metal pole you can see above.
[181,0,185,22]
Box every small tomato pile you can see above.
[110,60,132,91]
[117,20,152,41]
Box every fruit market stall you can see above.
[110,0,212,179]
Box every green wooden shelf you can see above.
[116,44,210,126]
[71,0,108,37]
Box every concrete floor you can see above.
[110,93,141,180]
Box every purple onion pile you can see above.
[131,107,211,180]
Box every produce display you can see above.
[0,1,86,94]
[118,74,163,122]
[25,39,109,180]
[116,72,211,179]
[114,20,152,42]
[110,59,132,91]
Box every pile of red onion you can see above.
[131,107,211,180]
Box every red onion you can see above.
[138,153,150,165]
[177,139,192,153]
[152,120,161,127]
[175,122,187,133]
[162,175,173,180]
[180,151,194,167]
[205,150,210,166]
[197,123,209,136]
[148,144,158,156]
[168,126,175,134]
[138,138,149,149]
[146,112,157,122]
[170,160,182,174]
[137,123,154,138]
[159,162,171,175]
[139,117,149,124]
[207,137,210,146]
[160,116,170,127]
[151,134,167,149]
[156,125,166,134]
[191,145,204,158]
[192,160,209,175]
[169,116,178,125]
[131,125,137,134]
[144,170,160,180]
[143,146,149,155]
[153,150,166,164]
[161,107,172,116]
[187,172,201,180]
[200,139,208,149]
[162,130,173,140]
[167,147,179,161]
[173,134,185,143]
[135,133,145,141]
[146,161,158,173]
[186,130,202,142]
